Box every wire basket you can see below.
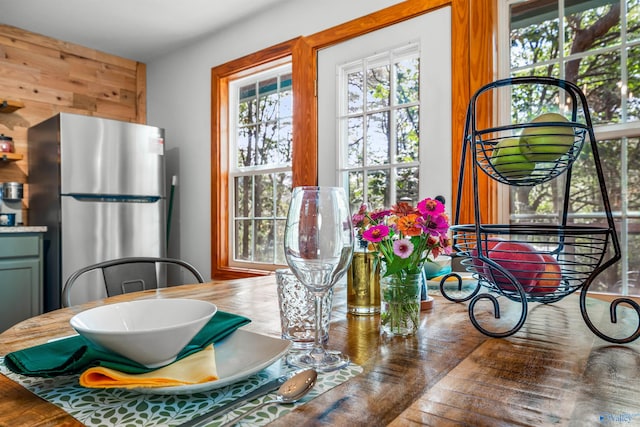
[465,76,592,186]
[452,224,613,304]
[474,122,587,186]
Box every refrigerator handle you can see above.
[64,194,161,203]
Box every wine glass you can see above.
[284,186,354,372]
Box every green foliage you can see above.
[508,1,640,292]
[510,2,638,219]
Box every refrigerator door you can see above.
[59,113,165,197]
[61,196,166,306]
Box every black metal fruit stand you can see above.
[440,76,640,343]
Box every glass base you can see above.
[286,334,329,350]
[286,349,350,372]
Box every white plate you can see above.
[134,329,291,394]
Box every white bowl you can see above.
[70,298,217,368]
[423,255,452,279]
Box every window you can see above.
[338,44,421,211]
[500,0,640,294]
[317,7,454,213]
[228,64,293,270]
[211,39,295,279]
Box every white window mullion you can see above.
[388,50,397,205]
[621,135,629,294]
[620,0,630,292]
[559,0,566,81]
[362,58,370,204]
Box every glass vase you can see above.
[347,248,381,315]
[380,272,421,336]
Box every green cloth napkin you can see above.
[4,310,251,378]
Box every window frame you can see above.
[211,40,297,279]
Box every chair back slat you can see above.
[103,262,158,296]
[62,257,205,307]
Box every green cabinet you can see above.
[0,232,44,332]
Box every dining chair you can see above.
[62,257,205,307]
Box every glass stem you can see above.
[311,290,326,361]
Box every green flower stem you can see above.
[380,272,421,336]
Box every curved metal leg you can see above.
[439,272,481,302]
[579,283,640,344]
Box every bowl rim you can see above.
[70,298,217,335]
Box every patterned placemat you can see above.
[0,357,362,426]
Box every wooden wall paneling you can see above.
[0,24,146,223]
[136,63,147,123]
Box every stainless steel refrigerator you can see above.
[29,113,166,310]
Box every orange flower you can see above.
[396,213,422,237]
[391,202,417,216]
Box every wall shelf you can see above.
[0,100,25,114]
[1,153,23,162]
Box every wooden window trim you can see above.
[211,39,298,279]
[211,0,497,279]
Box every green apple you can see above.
[519,112,575,162]
[490,138,535,178]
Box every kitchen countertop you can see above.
[0,226,47,233]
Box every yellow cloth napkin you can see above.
[79,344,218,389]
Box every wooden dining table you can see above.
[1,275,639,426]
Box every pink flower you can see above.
[423,213,449,236]
[440,235,453,254]
[393,239,414,259]
[352,213,365,226]
[362,224,390,242]
[351,204,368,227]
[370,209,391,221]
[417,198,445,217]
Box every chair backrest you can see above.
[62,257,205,307]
